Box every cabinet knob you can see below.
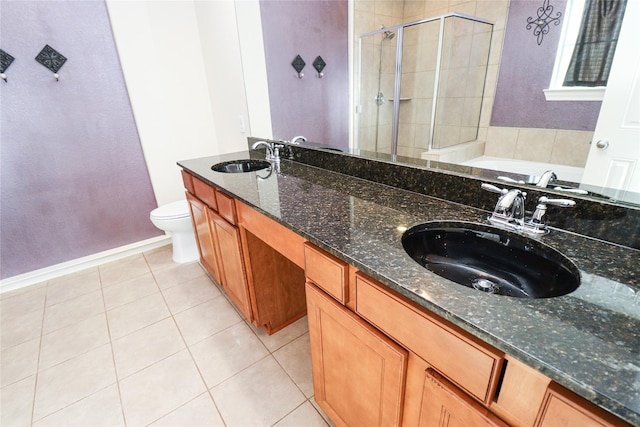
[595,140,609,150]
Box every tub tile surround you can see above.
[0,246,327,427]
[485,126,593,167]
[180,145,639,425]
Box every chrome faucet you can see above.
[482,183,575,235]
[251,140,274,160]
[290,135,307,145]
[536,170,557,188]
[482,183,526,226]
[251,140,285,165]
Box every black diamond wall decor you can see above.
[313,56,326,74]
[291,55,306,74]
[35,44,67,73]
[0,49,15,73]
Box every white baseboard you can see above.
[0,235,172,295]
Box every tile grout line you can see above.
[148,252,230,426]
[98,262,129,427]
[28,280,49,427]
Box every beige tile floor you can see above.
[0,245,332,427]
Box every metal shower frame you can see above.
[356,12,494,159]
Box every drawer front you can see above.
[181,170,195,194]
[355,273,503,404]
[192,176,218,211]
[236,201,305,268]
[215,191,237,225]
[304,243,348,304]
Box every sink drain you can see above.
[472,278,499,294]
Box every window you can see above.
[544,0,627,101]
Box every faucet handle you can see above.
[525,196,576,234]
[481,183,508,195]
[539,196,576,208]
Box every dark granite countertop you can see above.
[178,150,640,425]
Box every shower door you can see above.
[355,29,398,156]
[396,20,441,158]
[355,14,493,161]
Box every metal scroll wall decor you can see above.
[526,0,563,45]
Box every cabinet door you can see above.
[211,211,252,321]
[306,282,407,427]
[414,359,508,427]
[186,193,222,285]
[535,384,630,427]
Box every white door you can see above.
[581,0,640,194]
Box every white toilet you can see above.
[150,200,199,263]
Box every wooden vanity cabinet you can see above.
[237,201,307,334]
[355,274,504,405]
[182,170,308,334]
[304,243,506,427]
[183,174,632,427]
[183,173,252,321]
[209,209,252,320]
[306,281,408,427]
[185,192,223,285]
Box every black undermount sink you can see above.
[401,221,580,298]
[211,159,271,173]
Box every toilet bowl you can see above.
[150,200,199,263]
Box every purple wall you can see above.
[260,0,349,149]
[0,1,161,279]
[491,0,601,130]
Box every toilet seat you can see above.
[150,200,190,220]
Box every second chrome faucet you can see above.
[481,183,575,235]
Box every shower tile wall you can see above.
[354,0,509,159]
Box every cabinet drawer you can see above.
[304,243,348,304]
[237,201,305,268]
[192,176,217,211]
[181,170,195,194]
[215,191,237,225]
[355,273,503,404]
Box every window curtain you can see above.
[564,0,627,87]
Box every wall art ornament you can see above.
[35,44,67,81]
[0,49,15,82]
[526,0,563,46]
[291,54,306,79]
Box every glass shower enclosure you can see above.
[355,13,493,161]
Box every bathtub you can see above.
[461,156,584,183]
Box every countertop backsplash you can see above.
[249,137,640,251]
